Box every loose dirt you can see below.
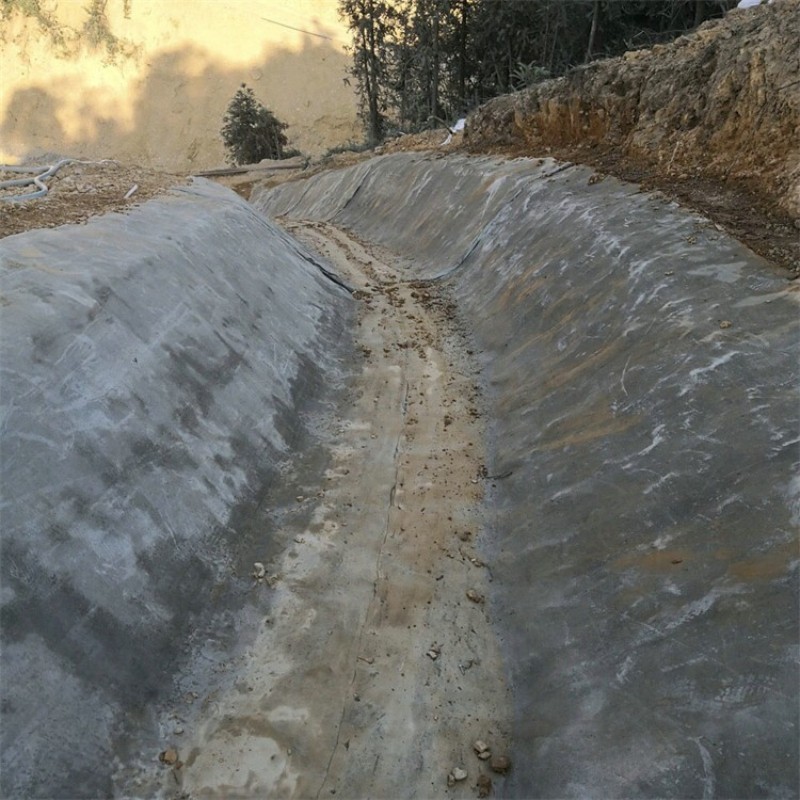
[154,220,512,799]
[0,160,185,238]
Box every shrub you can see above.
[221,84,291,165]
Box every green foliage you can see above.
[338,0,399,145]
[511,63,551,93]
[339,0,737,142]
[322,140,377,160]
[1,0,67,46]
[221,85,292,166]
[2,0,137,60]
[83,0,136,59]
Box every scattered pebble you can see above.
[719,320,732,329]
[477,774,492,797]
[490,755,511,774]
[473,739,490,756]
[466,589,485,604]
[252,562,266,579]
[452,767,468,781]
[159,748,179,766]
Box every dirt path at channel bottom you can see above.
[168,220,513,799]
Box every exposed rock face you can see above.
[467,0,800,217]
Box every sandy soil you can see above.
[152,220,512,799]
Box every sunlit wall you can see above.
[0,0,361,169]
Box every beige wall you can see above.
[0,0,361,170]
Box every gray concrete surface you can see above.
[0,180,355,798]
[256,153,799,798]
[2,153,797,799]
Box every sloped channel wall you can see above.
[0,181,355,798]
[255,153,799,798]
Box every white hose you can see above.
[0,159,119,203]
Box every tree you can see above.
[220,84,289,165]
[338,0,737,142]
[339,0,400,144]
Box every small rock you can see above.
[447,773,455,787]
[174,725,184,735]
[452,767,468,781]
[719,320,732,329]
[477,774,492,797]
[159,748,179,766]
[426,643,441,660]
[490,755,511,774]
[466,589,485,604]
[478,750,491,760]
[473,739,490,756]
[295,495,304,502]
[252,562,266,579]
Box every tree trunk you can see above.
[457,0,468,110]
[694,0,706,27]
[365,0,382,144]
[431,8,440,119]
[585,0,600,63]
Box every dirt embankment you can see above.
[466,0,800,272]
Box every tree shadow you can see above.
[1,33,360,169]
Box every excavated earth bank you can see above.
[1,152,798,799]
[467,0,800,221]
[459,0,800,279]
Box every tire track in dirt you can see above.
[167,220,512,799]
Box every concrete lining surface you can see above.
[0,180,355,798]
[255,153,799,798]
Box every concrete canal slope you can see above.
[0,181,356,798]
[1,153,797,799]
[256,153,799,798]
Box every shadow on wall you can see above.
[0,36,360,170]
